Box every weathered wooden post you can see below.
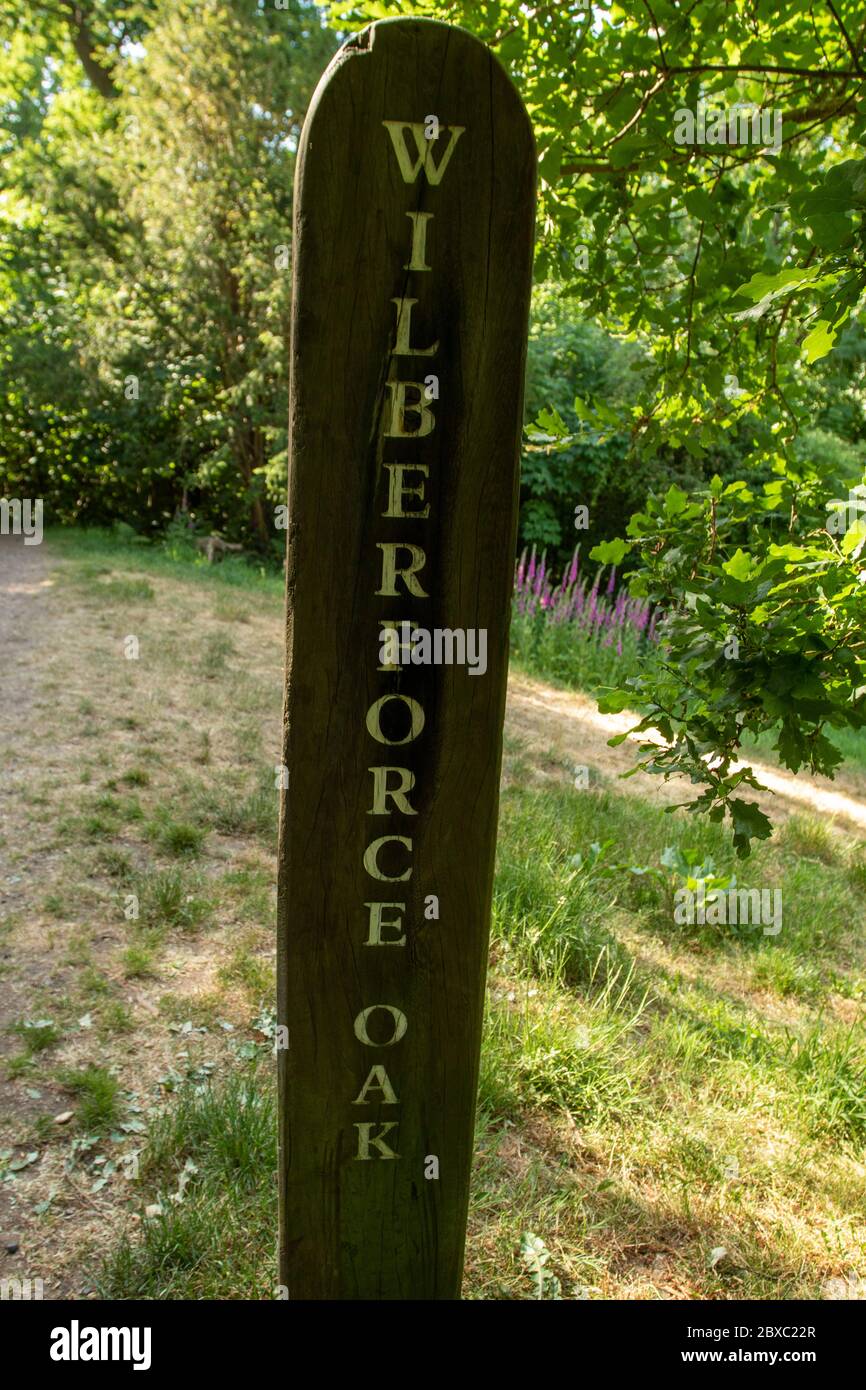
[277,15,535,1299]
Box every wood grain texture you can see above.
[277,16,535,1300]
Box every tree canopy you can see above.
[1,0,334,548]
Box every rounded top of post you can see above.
[299,14,535,173]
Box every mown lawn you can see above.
[3,528,864,1300]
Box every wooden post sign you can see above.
[277,16,535,1300]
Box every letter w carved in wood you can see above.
[382,120,465,184]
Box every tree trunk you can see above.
[61,3,120,99]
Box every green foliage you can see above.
[520,1233,562,1300]
[593,463,866,853]
[0,0,335,543]
[331,0,866,436]
[520,292,669,551]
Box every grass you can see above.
[749,946,823,1000]
[199,771,278,839]
[95,578,155,603]
[98,1000,135,1037]
[149,816,206,858]
[119,768,150,788]
[96,847,135,880]
[48,524,284,599]
[140,866,211,932]
[825,724,866,773]
[8,526,866,1302]
[60,1065,122,1130]
[217,935,272,1000]
[99,1064,276,1300]
[480,965,647,1125]
[122,945,158,979]
[200,631,236,679]
[778,813,838,864]
[10,1017,61,1056]
[108,774,866,1300]
[740,726,866,777]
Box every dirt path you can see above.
[0,535,62,1293]
[506,671,866,834]
[0,535,281,1298]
